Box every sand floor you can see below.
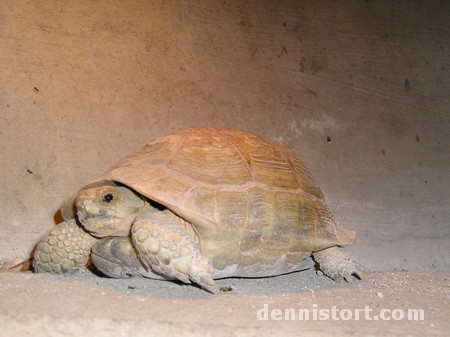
[0,268,448,337]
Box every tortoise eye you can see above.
[101,193,115,204]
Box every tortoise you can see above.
[33,126,363,293]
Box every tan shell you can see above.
[96,126,356,275]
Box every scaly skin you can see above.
[132,209,216,293]
[33,218,98,274]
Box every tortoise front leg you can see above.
[131,209,217,293]
[33,218,98,274]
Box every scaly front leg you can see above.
[131,209,217,293]
[33,218,98,274]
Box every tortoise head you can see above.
[75,183,146,238]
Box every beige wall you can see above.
[1,0,449,271]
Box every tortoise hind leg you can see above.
[131,209,217,293]
[313,246,364,283]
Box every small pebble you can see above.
[376,292,384,298]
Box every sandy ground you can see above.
[0,267,448,337]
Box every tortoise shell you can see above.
[95,126,356,276]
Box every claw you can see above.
[174,272,190,284]
[342,270,354,283]
[196,273,217,294]
[201,282,217,294]
[354,271,364,280]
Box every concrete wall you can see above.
[1,0,448,272]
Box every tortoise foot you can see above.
[313,246,364,283]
